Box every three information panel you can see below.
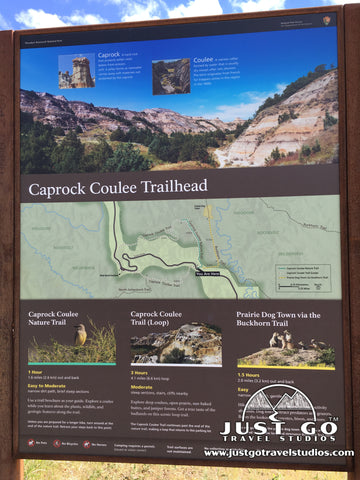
[16,7,350,467]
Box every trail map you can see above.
[21,195,341,300]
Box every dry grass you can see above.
[28,318,116,364]
[24,460,347,480]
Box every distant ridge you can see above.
[20,89,238,135]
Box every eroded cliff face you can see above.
[20,89,236,135]
[152,58,190,95]
[174,58,191,93]
[215,70,339,167]
[131,323,222,365]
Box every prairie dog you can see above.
[278,334,287,350]
[269,332,279,348]
[283,330,295,349]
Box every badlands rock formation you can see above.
[20,89,236,135]
[215,70,338,167]
[131,323,222,365]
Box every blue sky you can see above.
[20,22,338,120]
[0,0,357,30]
[14,0,343,122]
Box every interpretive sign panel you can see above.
[16,7,351,467]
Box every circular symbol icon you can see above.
[82,440,91,449]
[27,439,35,447]
[53,439,62,448]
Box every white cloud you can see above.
[121,1,161,22]
[229,0,285,12]
[95,0,222,22]
[15,8,107,29]
[202,94,264,121]
[325,0,360,3]
[204,87,285,121]
[213,101,263,121]
[64,11,107,25]
[0,12,12,30]
[167,0,223,18]
[276,83,286,94]
[15,9,68,29]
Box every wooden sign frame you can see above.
[344,4,360,480]
[0,4,358,478]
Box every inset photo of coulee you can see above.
[28,317,116,365]
[152,58,190,95]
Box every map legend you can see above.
[276,264,332,293]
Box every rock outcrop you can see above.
[131,323,222,365]
[59,57,95,89]
[174,58,191,93]
[215,70,339,167]
[238,346,334,369]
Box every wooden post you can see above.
[345,4,360,480]
[0,30,22,480]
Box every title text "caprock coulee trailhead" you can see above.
[28,178,208,200]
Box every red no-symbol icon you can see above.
[27,439,35,447]
[83,440,91,449]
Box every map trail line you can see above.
[109,200,240,298]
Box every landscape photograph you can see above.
[152,58,190,95]
[130,322,222,365]
[19,25,339,174]
[237,329,335,370]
